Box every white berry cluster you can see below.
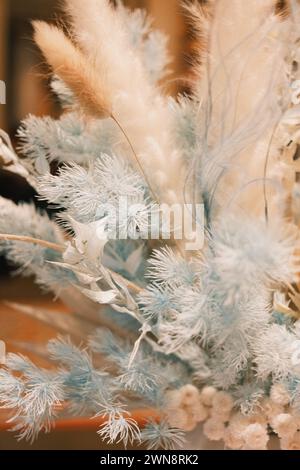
[165,383,300,450]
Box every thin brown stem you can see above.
[263,120,281,223]
[110,270,143,295]
[111,114,159,202]
[0,234,65,253]
[111,115,189,259]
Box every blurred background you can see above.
[0,0,194,449]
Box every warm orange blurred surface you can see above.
[0,278,69,363]
[0,408,160,433]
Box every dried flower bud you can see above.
[212,391,234,413]
[203,418,225,441]
[200,386,217,407]
[271,413,298,439]
[242,424,269,450]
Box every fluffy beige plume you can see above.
[63,0,184,204]
[33,21,112,119]
[189,0,292,220]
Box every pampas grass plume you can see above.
[32,21,112,119]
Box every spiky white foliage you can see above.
[0,354,65,442]
[146,246,198,287]
[0,130,33,186]
[210,216,298,290]
[89,328,189,402]
[191,0,292,218]
[253,324,300,381]
[0,197,72,291]
[116,1,170,84]
[97,410,140,448]
[50,76,74,108]
[18,113,117,168]
[232,382,266,416]
[141,420,185,450]
[169,96,199,165]
[48,337,119,415]
[37,155,153,229]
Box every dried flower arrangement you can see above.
[1,0,300,450]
